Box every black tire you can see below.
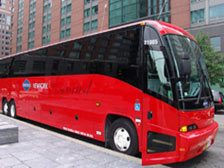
[2,99,9,115]
[9,100,17,118]
[109,118,138,156]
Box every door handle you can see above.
[148,111,153,120]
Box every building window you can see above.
[84,0,90,5]
[91,19,98,30]
[16,0,24,52]
[210,37,221,52]
[0,7,11,57]
[84,22,90,32]
[148,0,170,22]
[66,16,71,24]
[191,9,205,24]
[83,0,99,33]
[190,0,204,4]
[28,0,36,49]
[210,4,224,20]
[42,0,52,45]
[28,41,34,49]
[109,0,147,27]
[60,0,72,40]
[91,5,98,16]
[0,0,6,8]
[84,8,90,18]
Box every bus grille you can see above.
[147,131,176,153]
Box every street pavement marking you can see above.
[0,113,141,164]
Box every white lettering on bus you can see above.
[62,127,94,138]
[33,83,48,89]
[144,39,158,45]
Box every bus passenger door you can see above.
[142,26,178,165]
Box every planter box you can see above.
[0,122,18,145]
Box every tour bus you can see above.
[0,20,218,165]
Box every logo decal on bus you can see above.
[203,100,209,108]
[23,79,31,91]
[135,102,141,111]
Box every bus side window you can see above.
[10,55,29,77]
[0,58,12,78]
[46,57,61,76]
[63,60,74,75]
[52,59,60,75]
[31,60,46,76]
[107,28,140,87]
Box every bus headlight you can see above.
[180,124,198,133]
[180,126,188,133]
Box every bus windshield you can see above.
[164,35,212,110]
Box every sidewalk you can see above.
[0,114,143,168]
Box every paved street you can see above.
[0,113,223,168]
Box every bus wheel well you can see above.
[105,114,135,148]
[9,98,14,103]
[2,97,7,103]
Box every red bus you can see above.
[0,20,218,165]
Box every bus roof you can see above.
[3,20,195,60]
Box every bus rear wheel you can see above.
[2,99,9,115]
[9,101,16,118]
[109,118,138,156]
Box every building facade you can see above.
[189,0,224,52]
[108,0,190,28]
[0,0,14,58]
[12,0,110,54]
[11,0,190,54]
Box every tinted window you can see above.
[27,49,48,76]
[31,59,46,76]
[0,58,12,77]
[3,26,141,89]
[62,26,140,87]
[10,55,29,77]
[89,27,140,87]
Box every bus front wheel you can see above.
[109,118,138,156]
[9,101,16,118]
[2,99,9,115]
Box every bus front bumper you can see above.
[178,121,218,162]
[142,121,219,165]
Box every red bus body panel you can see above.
[0,75,144,144]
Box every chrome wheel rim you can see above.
[10,104,16,117]
[3,103,8,114]
[113,127,131,152]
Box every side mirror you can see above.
[179,54,191,76]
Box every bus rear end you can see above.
[141,21,218,165]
